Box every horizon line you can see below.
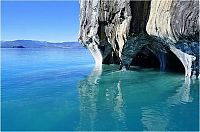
[1,39,79,43]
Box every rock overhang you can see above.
[79,0,199,78]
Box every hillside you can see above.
[1,40,82,48]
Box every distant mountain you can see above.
[1,40,82,48]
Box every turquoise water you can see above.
[1,48,199,131]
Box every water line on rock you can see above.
[88,44,103,66]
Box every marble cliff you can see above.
[78,0,199,78]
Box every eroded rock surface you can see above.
[78,0,199,78]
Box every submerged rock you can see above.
[78,0,199,78]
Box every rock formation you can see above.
[78,0,199,78]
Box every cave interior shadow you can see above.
[129,48,185,73]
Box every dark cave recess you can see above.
[130,49,185,73]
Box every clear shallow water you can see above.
[1,48,199,131]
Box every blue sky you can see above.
[1,1,80,42]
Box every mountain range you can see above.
[1,40,82,48]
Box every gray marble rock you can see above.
[78,0,199,78]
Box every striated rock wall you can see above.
[147,0,199,42]
[78,0,199,78]
[146,0,199,77]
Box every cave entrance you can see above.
[130,48,160,69]
[165,50,185,73]
[130,48,185,73]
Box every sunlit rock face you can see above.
[78,0,199,77]
[79,0,132,65]
[146,0,199,77]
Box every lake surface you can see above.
[1,48,199,131]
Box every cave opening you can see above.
[130,48,160,69]
[165,51,185,73]
[129,48,185,73]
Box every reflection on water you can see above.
[180,78,193,103]
[2,49,198,131]
[141,78,197,131]
[77,65,199,131]
[167,78,194,106]
[78,65,101,130]
[114,80,127,130]
[78,65,127,130]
